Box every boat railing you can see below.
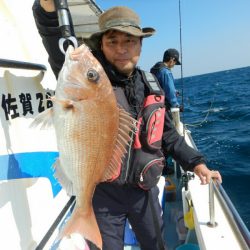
[35,196,76,250]
[212,180,250,249]
[0,58,47,71]
[171,107,250,249]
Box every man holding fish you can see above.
[32,1,222,249]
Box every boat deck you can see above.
[123,169,193,250]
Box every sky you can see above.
[95,0,250,78]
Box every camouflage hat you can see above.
[89,6,155,45]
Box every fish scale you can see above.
[56,107,106,199]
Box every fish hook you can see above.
[59,36,78,54]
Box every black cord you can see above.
[35,196,76,250]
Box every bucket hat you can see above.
[163,49,181,65]
[87,6,155,49]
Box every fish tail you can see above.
[60,207,102,250]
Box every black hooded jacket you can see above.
[32,0,206,174]
[151,62,165,73]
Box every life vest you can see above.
[111,70,166,190]
[134,71,165,151]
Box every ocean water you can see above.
[176,66,250,230]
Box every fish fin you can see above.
[53,159,75,196]
[101,108,137,182]
[52,97,75,109]
[29,108,54,129]
[59,207,102,250]
[57,233,90,250]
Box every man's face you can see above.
[165,58,176,69]
[101,30,142,76]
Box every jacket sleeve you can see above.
[32,0,64,78]
[162,109,206,171]
[154,68,179,107]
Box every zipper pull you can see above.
[140,174,143,182]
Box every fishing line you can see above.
[185,95,215,127]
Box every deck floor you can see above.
[124,174,189,250]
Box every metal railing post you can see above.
[207,179,218,227]
[170,107,182,135]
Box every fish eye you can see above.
[87,69,99,83]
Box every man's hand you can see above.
[193,163,222,185]
[40,0,55,12]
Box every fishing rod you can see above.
[178,0,214,129]
[178,0,186,136]
[178,0,184,107]
[54,0,78,53]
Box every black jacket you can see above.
[32,0,206,172]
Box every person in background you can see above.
[151,49,182,176]
[33,1,222,249]
[151,48,182,109]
